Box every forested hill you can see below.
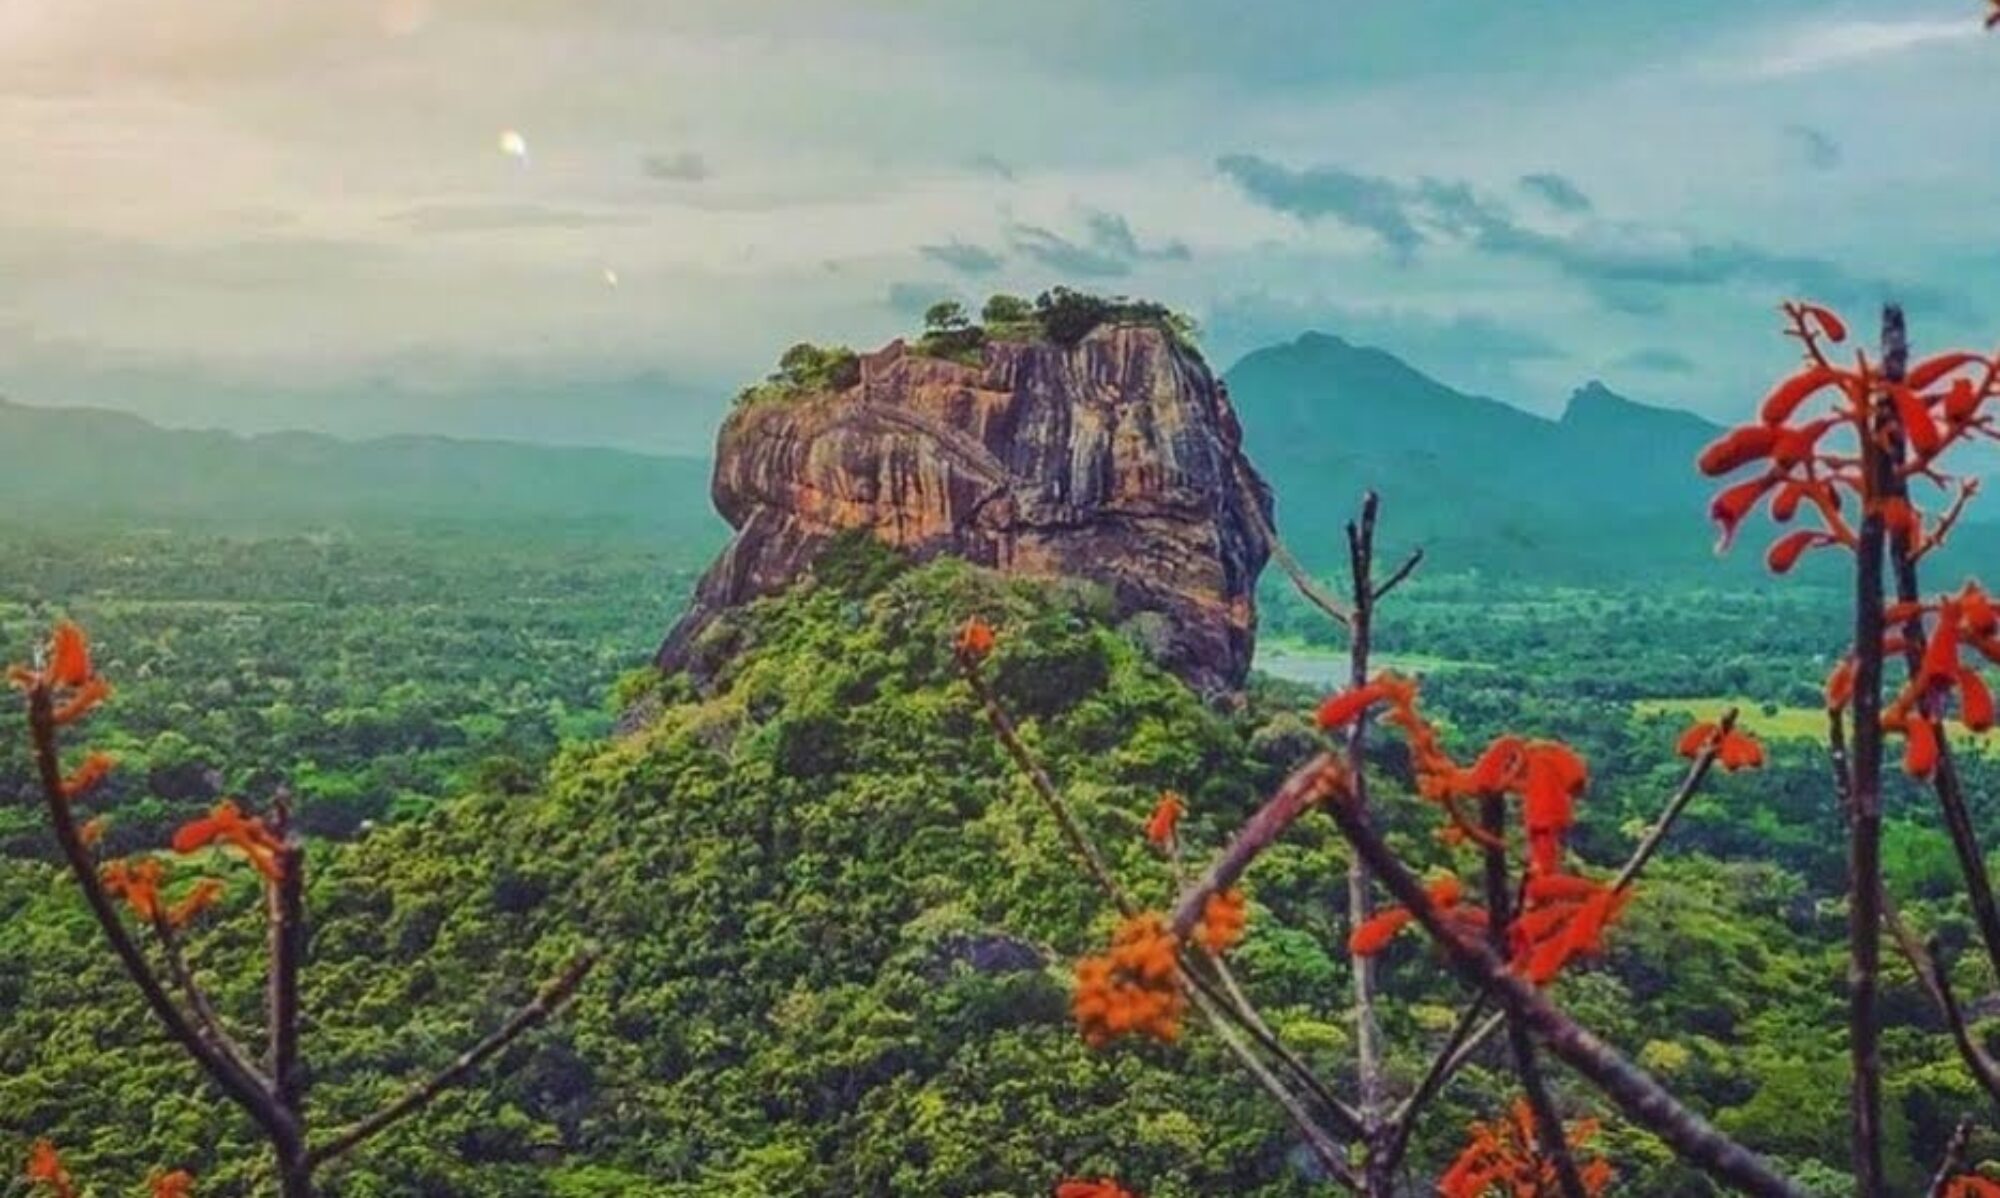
[1223,333,1739,576]
[0,397,718,539]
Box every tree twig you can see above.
[1885,903,2000,1112]
[151,912,266,1087]
[307,952,598,1169]
[1926,1116,1975,1198]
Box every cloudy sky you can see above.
[5,0,1997,455]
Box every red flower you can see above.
[167,878,227,929]
[1438,1100,1613,1198]
[1826,657,1857,711]
[101,857,166,923]
[1697,426,1782,477]
[1055,1181,1138,1198]
[1518,743,1588,877]
[1350,875,1486,957]
[172,800,286,882]
[1676,722,1763,771]
[1073,914,1184,1047]
[52,677,112,726]
[1316,680,1389,730]
[25,1140,76,1198]
[955,616,996,662]
[152,1171,197,1198]
[61,752,117,800]
[1194,889,1248,955]
[1943,1176,2000,1198]
[1144,792,1184,848]
[47,622,92,688]
[1511,874,1632,984]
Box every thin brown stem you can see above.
[1182,980,1360,1192]
[1169,753,1344,939]
[151,912,266,1086]
[1926,1116,1975,1198]
[1344,493,1388,1137]
[1885,903,2000,1111]
[1321,777,1810,1197]
[1381,995,1491,1173]
[267,798,306,1113]
[307,952,597,1170]
[1612,708,1738,894]
[963,661,1137,917]
[25,685,298,1153]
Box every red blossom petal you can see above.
[1758,367,1843,426]
[1960,668,1995,733]
[1765,529,1825,574]
[1906,352,1985,391]
[1698,426,1782,477]
[1803,304,1847,343]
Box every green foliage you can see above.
[809,530,911,599]
[738,342,862,406]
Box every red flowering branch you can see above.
[1343,493,1390,1144]
[11,623,595,1197]
[1478,794,1590,1198]
[1319,774,1810,1196]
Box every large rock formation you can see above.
[658,323,1275,695]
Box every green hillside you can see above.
[0,398,718,539]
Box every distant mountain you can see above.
[0,397,720,541]
[1222,333,1743,577]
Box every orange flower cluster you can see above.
[101,860,226,929]
[152,1170,197,1198]
[24,1141,76,1198]
[1319,673,1590,876]
[1073,913,1184,1046]
[7,620,113,725]
[1700,303,1998,571]
[1511,874,1631,985]
[1437,1100,1613,1198]
[173,800,286,882]
[955,615,996,663]
[1194,889,1248,955]
[1144,791,1184,849]
[102,857,167,922]
[1824,581,2000,776]
[1350,875,1488,956]
[1676,721,1765,771]
[1055,1180,1138,1198]
[1945,1176,2000,1198]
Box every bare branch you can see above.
[1370,549,1424,605]
[267,797,307,1111]
[962,660,1138,917]
[1168,752,1343,940]
[1382,995,1492,1173]
[1885,904,2000,1112]
[151,912,266,1087]
[1182,980,1361,1192]
[1612,707,1738,894]
[308,952,598,1170]
[1926,1116,1975,1198]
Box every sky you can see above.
[4,0,1998,455]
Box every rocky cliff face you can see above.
[658,323,1275,695]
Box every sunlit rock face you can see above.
[658,324,1275,696]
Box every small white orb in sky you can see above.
[497,129,529,161]
[602,267,621,288]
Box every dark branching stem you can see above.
[1480,795,1589,1198]
[1840,306,1904,1198]
[307,952,598,1170]
[152,913,265,1087]
[1385,716,1739,1151]
[1885,905,2000,1112]
[961,661,1369,1149]
[1320,776,1811,1198]
[27,685,300,1153]
[1926,1116,1975,1198]
[1344,493,1388,1138]
[1380,994,1489,1174]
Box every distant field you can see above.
[1633,695,2000,757]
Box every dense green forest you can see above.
[7,511,1999,1194]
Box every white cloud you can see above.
[1740,17,1976,77]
